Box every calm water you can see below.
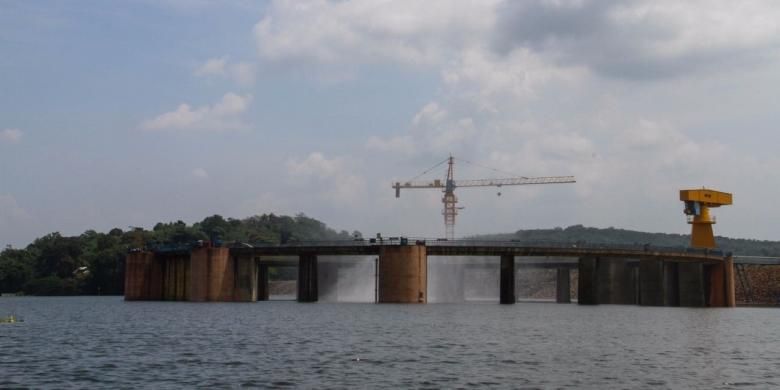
[1,297,779,388]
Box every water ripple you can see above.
[1,297,778,388]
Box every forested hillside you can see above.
[473,225,780,256]
[3,219,779,297]
[0,214,354,295]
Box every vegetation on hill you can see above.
[3,219,779,297]
[0,214,354,296]
[476,225,780,305]
[473,225,780,256]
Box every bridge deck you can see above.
[223,240,727,264]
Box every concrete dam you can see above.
[125,240,736,308]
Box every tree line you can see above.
[0,213,355,295]
[3,219,778,296]
[473,224,780,256]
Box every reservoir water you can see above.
[1,296,778,388]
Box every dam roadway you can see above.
[229,239,727,261]
[125,239,739,308]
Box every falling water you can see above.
[427,256,571,302]
[314,255,571,303]
[428,256,499,302]
[318,256,376,302]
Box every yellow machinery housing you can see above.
[680,188,732,248]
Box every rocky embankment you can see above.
[269,281,297,297]
[737,265,780,305]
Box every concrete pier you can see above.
[234,256,257,302]
[577,258,636,305]
[596,258,631,304]
[175,256,188,301]
[678,263,705,307]
[378,245,427,303]
[207,248,234,301]
[639,259,665,306]
[162,254,190,301]
[596,258,612,304]
[163,255,175,300]
[500,255,516,304]
[637,260,710,307]
[703,257,736,308]
[298,254,318,302]
[556,268,571,303]
[663,262,680,306]
[724,256,736,307]
[189,249,209,301]
[257,264,269,301]
[125,251,155,300]
[125,247,260,302]
[707,262,726,307]
[147,256,163,300]
[578,257,599,305]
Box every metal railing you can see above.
[226,237,730,257]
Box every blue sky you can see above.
[2,1,780,247]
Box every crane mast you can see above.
[443,156,458,241]
[394,156,575,239]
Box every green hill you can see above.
[4,217,779,297]
[472,224,780,257]
[0,213,355,296]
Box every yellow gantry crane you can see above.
[680,188,732,248]
[394,156,576,239]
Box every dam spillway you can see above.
[125,240,735,307]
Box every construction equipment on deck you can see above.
[680,188,733,248]
[394,156,575,239]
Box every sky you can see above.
[2,0,780,247]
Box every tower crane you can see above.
[393,156,575,239]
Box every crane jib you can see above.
[392,156,575,239]
[395,176,575,189]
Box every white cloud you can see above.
[251,1,780,240]
[287,152,343,177]
[254,0,499,66]
[195,57,256,87]
[366,135,416,155]
[254,1,780,81]
[440,48,586,112]
[493,1,780,80]
[412,102,447,127]
[1,128,22,143]
[369,109,479,157]
[141,92,252,131]
[8,1,780,245]
[286,152,366,203]
[212,92,249,115]
[194,57,227,76]
[191,168,209,179]
[229,62,256,86]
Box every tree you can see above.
[196,215,229,242]
[27,233,84,279]
[0,248,34,293]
